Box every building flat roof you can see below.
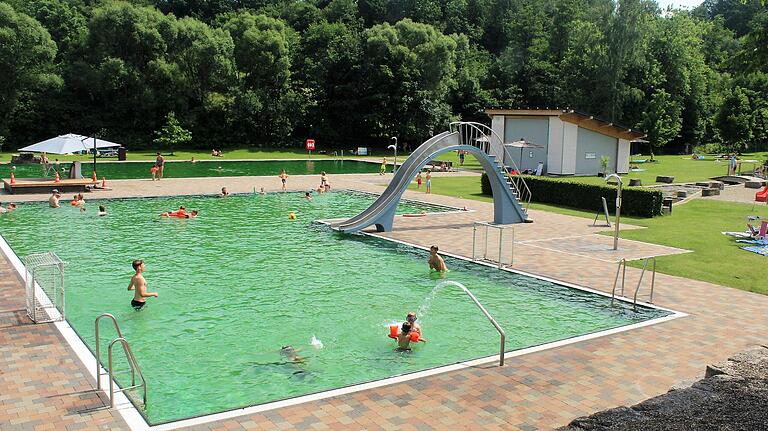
[484,108,645,141]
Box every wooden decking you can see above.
[2,178,96,194]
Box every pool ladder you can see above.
[95,313,147,408]
[610,257,657,310]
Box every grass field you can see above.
[0,148,348,163]
[408,175,768,294]
[436,151,768,186]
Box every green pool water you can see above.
[4,159,379,180]
[0,192,669,425]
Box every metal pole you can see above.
[614,182,622,250]
[472,224,477,261]
[93,136,97,176]
[605,174,623,250]
[510,229,515,266]
[108,339,120,408]
[498,229,504,268]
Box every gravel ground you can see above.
[557,345,768,431]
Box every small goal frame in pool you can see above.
[0,193,686,431]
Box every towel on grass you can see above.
[741,245,768,256]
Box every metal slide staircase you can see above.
[334,122,531,233]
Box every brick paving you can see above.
[1,172,766,430]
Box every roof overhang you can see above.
[484,108,645,141]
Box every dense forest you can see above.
[1,0,767,152]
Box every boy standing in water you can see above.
[127,260,158,310]
[428,245,448,272]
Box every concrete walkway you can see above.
[1,173,766,431]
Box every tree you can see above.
[642,89,682,158]
[602,0,654,122]
[359,19,457,144]
[219,12,296,145]
[0,4,60,140]
[296,22,363,143]
[154,112,192,149]
[715,87,754,151]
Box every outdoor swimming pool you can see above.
[0,192,670,425]
[5,159,379,180]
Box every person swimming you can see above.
[98,205,107,216]
[304,191,312,200]
[396,321,427,351]
[280,345,305,364]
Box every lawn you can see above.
[0,148,345,163]
[441,151,768,186]
[408,175,768,294]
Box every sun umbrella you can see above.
[18,134,120,176]
[505,139,543,172]
[18,134,120,154]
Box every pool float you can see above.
[70,200,79,206]
[388,324,399,339]
[387,325,420,342]
[402,212,427,218]
[161,210,187,218]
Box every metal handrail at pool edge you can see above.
[438,281,506,366]
[611,257,657,310]
[95,313,147,408]
[108,337,147,408]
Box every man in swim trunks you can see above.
[221,187,229,197]
[49,190,61,208]
[155,153,165,180]
[428,245,448,272]
[127,259,158,310]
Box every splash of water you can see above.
[417,281,473,321]
[416,282,446,322]
[309,335,324,349]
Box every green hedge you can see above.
[481,174,663,217]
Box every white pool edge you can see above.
[0,207,687,431]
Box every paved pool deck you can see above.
[1,172,766,431]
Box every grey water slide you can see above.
[334,122,531,233]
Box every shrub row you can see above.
[481,174,663,217]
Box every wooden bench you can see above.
[2,178,96,194]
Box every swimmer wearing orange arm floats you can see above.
[161,206,198,218]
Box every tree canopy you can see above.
[1,0,767,153]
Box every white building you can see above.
[486,109,645,176]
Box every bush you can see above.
[481,173,663,217]
[692,143,726,155]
